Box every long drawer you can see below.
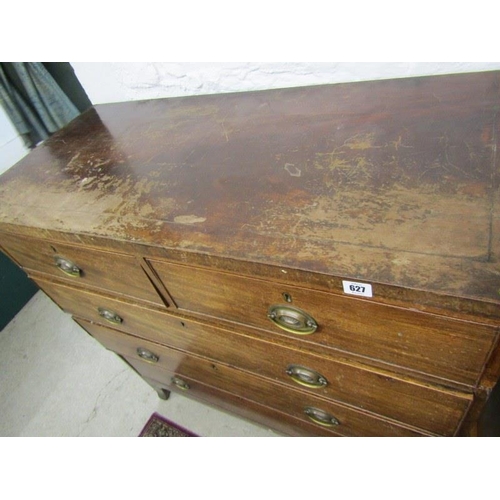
[80,319,430,437]
[139,375,334,437]
[69,297,472,436]
[35,276,474,434]
[0,233,164,306]
[148,259,498,387]
[134,366,431,438]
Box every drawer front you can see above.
[36,278,471,434]
[141,375,341,437]
[77,317,468,436]
[0,233,164,306]
[135,365,430,438]
[34,277,180,335]
[81,320,429,437]
[149,260,497,386]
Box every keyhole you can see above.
[282,292,292,303]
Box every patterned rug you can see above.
[139,412,198,437]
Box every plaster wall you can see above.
[0,107,28,175]
[71,62,500,105]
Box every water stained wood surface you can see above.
[1,71,500,301]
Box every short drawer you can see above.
[148,259,498,387]
[0,232,164,306]
[81,321,430,437]
[77,317,470,436]
[33,277,184,336]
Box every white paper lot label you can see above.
[342,280,373,298]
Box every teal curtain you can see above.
[0,62,80,148]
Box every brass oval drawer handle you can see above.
[267,305,318,335]
[137,347,159,363]
[54,256,81,277]
[286,365,328,388]
[171,376,190,391]
[304,407,340,428]
[97,307,123,325]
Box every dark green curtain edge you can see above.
[0,62,85,148]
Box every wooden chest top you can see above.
[1,70,500,304]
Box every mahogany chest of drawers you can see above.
[2,70,500,436]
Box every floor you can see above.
[0,290,280,437]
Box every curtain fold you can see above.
[0,62,80,148]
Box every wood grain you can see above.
[0,71,499,303]
[79,318,430,436]
[27,273,477,391]
[140,375,336,437]
[0,232,164,306]
[149,259,498,386]
[2,71,500,436]
[133,364,431,438]
[76,316,470,435]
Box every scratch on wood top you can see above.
[1,70,500,302]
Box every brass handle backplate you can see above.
[171,376,190,391]
[267,305,318,335]
[286,365,328,388]
[304,407,339,428]
[54,256,81,277]
[97,307,123,325]
[136,347,159,364]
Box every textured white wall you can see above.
[71,62,500,105]
[0,107,28,175]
